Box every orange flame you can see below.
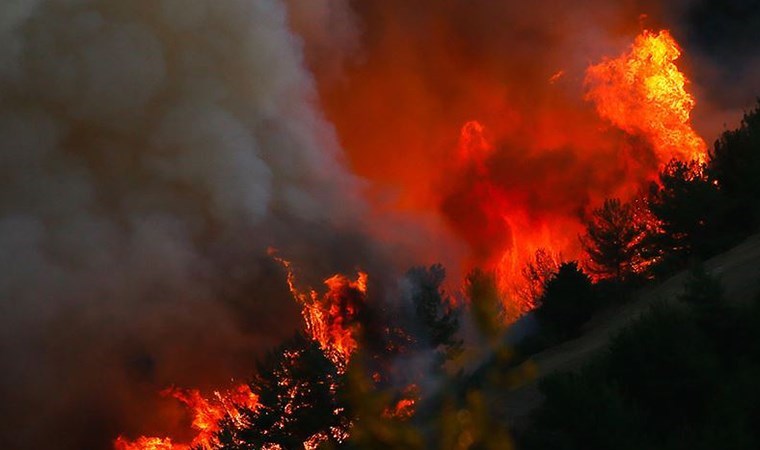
[445,30,705,317]
[270,249,367,367]
[114,385,258,450]
[453,121,577,317]
[585,29,707,163]
[382,384,419,420]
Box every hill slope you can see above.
[494,233,760,426]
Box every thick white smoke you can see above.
[0,1,370,448]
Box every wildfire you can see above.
[114,385,259,450]
[442,29,706,316]
[586,29,707,163]
[114,23,711,450]
[452,120,576,316]
[270,249,367,367]
[114,252,365,450]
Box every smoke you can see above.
[0,1,380,448]
[2,0,757,447]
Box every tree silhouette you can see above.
[404,265,463,365]
[647,159,728,262]
[534,262,596,337]
[581,198,651,282]
[465,268,505,340]
[709,100,760,231]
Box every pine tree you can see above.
[404,264,463,364]
[581,198,650,282]
[216,334,349,450]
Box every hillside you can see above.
[493,232,760,427]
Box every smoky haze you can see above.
[0,1,384,449]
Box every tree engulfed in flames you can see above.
[586,29,707,163]
[114,385,259,450]
[115,256,366,450]
[272,250,367,368]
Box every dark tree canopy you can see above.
[523,273,760,450]
[647,159,728,261]
[581,198,651,282]
[535,262,596,337]
[709,100,760,230]
[465,268,505,340]
[405,264,463,363]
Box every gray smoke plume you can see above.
[0,1,378,448]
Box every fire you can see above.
[586,29,707,163]
[382,384,419,420]
[439,29,706,316]
[115,22,711,449]
[451,121,579,316]
[271,249,367,367]
[114,385,259,450]
[114,437,178,450]
[115,252,365,450]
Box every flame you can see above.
[586,29,707,163]
[115,252,363,449]
[114,385,258,450]
[270,249,367,367]
[451,121,579,316]
[382,384,419,420]
[439,29,706,316]
[114,437,179,450]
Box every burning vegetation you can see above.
[3,1,760,449]
[113,25,725,449]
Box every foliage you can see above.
[215,334,348,450]
[523,271,760,450]
[534,262,597,338]
[465,268,507,341]
[581,198,652,282]
[647,159,731,263]
[519,249,561,313]
[709,100,760,230]
[405,264,463,364]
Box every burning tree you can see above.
[216,334,350,450]
[581,198,652,282]
[519,249,562,312]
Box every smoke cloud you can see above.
[0,1,379,448]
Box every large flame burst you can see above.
[585,29,707,163]
[450,29,706,315]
